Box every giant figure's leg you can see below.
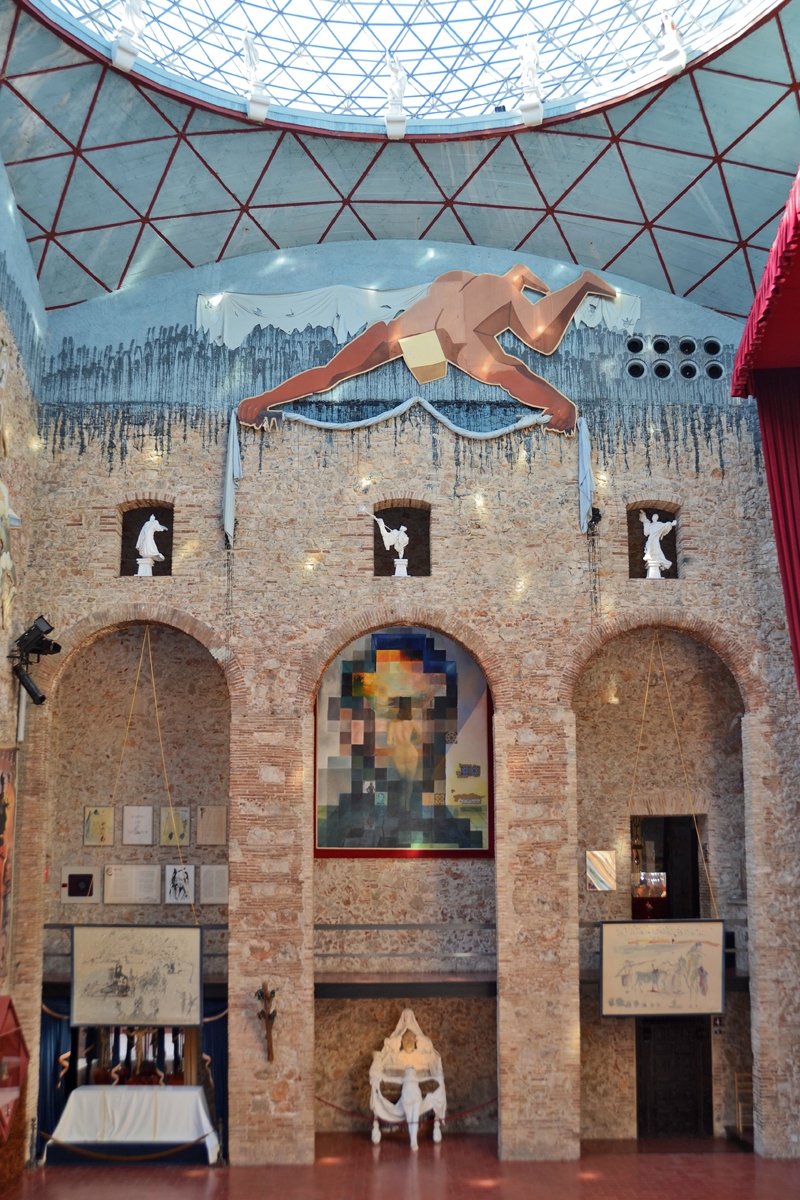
[507,269,617,355]
[456,335,577,432]
[237,320,402,427]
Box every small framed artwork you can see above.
[165,864,194,904]
[122,805,153,845]
[160,807,189,847]
[200,864,229,904]
[197,806,227,846]
[104,864,161,904]
[586,850,616,891]
[83,806,114,846]
[61,866,101,904]
[600,919,725,1016]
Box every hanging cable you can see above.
[654,630,719,920]
[146,625,200,926]
[77,626,149,926]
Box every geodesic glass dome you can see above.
[43,0,763,119]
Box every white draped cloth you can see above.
[197,284,431,349]
[369,1009,447,1126]
[45,1086,219,1163]
[197,283,640,350]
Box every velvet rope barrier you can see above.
[314,1094,498,1125]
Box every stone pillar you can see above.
[495,705,580,1160]
[741,708,800,1156]
[227,704,315,1164]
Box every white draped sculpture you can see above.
[369,1009,447,1149]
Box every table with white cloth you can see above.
[45,1086,219,1163]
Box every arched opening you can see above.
[312,625,497,1145]
[574,626,751,1144]
[38,622,230,1159]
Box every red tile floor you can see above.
[9,1133,800,1200]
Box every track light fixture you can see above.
[8,614,61,707]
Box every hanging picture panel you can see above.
[600,920,725,1017]
[72,925,202,1027]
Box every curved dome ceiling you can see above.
[46,0,763,118]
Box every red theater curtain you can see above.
[755,368,800,691]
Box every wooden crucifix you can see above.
[256,981,276,1062]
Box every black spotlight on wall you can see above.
[9,615,61,707]
[12,664,46,705]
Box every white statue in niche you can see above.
[640,510,677,579]
[369,1009,447,1150]
[135,513,168,577]
[361,510,410,576]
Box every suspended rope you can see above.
[77,626,149,925]
[654,630,719,920]
[146,625,200,927]
[623,628,719,921]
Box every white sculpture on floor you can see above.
[135,513,168,576]
[371,513,409,576]
[640,510,677,579]
[658,10,686,76]
[385,54,407,141]
[369,1009,446,1150]
[518,39,543,127]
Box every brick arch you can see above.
[32,602,247,710]
[118,493,177,512]
[366,488,446,512]
[624,493,682,514]
[559,610,763,712]
[297,604,511,707]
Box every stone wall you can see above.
[43,623,230,981]
[13,382,800,1163]
[314,998,497,1133]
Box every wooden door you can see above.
[636,1016,712,1137]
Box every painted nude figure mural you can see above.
[237,266,616,434]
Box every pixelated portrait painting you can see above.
[316,628,492,856]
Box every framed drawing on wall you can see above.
[316,627,493,857]
[600,920,725,1017]
[72,925,202,1027]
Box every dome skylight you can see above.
[45,0,759,119]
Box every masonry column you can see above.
[741,708,800,1157]
[495,702,580,1159]
[227,699,315,1165]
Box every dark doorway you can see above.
[637,1016,713,1137]
[631,815,700,920]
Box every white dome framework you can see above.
[46,0,762,118]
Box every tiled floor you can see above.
[9,1133,800,1200]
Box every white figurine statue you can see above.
[135,513,168,577]
[112,0,145,71]
[640,510,676,579]
[385,54,407,141]
[242,33,270,121]
[369,1009,446,1150]
[372,514,409,576]
[517,38,543,127]
[658,10,686,75]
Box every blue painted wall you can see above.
[0,153,47,384]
